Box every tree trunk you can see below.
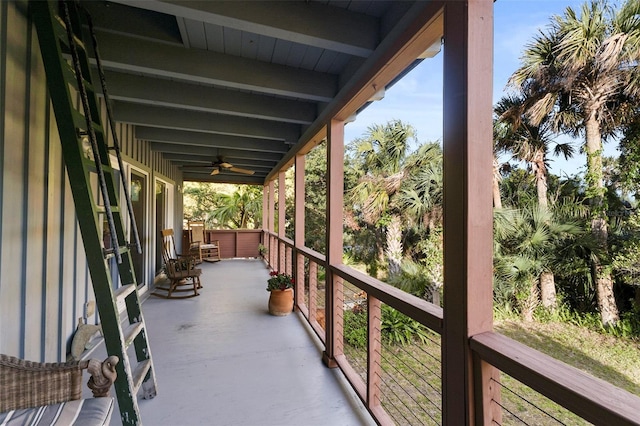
[540,270,556,310]
[594,254,619,326]
[493,158,503,209]
[585,115,619,325]
[385,215,403,277]
[521,280,539,322]
[533,151,548,209]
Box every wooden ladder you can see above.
[31,1,157,424]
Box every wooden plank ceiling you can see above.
[83,0,443,184]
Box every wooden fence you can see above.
[182,229,262,259]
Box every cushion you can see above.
[0,397,114,426]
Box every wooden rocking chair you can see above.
[188,220,221,263]
[152,228,202,299]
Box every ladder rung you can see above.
[72,111,105,135]
[52,15,86,51]
[132,359,152,395]
[71,34,88,53]
[72,109,88,131]
[96,206,121,214]
[104,246,130,260]
[122,321,145,349]
[53,16,69,44]
[62,63,77,86]
[81,156,114,172]
[114,284,136,304]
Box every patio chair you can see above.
[188,220,221,263]
[152,228,202,299]
[0,354,118,425]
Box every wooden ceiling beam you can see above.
[110,0,378,57]
[93,30,337,102]
[114,102,300,143]
[136,127,290,153]
[153,143,284,162]
[98,70,317,125]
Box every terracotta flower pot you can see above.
[268,288,293,316]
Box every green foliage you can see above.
[266,271,294,291]
[498,167,539,208]
[209,185,262,229]
[183,182,220,222]
[381,305,430,346]
[387,260,432,299]
[342,305,431,348]
[183,183,262,229]
[533,303,640,339]
[303,142,328,253]
[343,309,368,348]
[619,119,640,199]
[344,121,444,282]
[493,204,585,313]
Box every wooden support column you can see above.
[262,184,268,244]
[442,1,498,425]
[294,154,306,309]
[268,179,275,268]
[323,119,344,368]
[278,170,286,271]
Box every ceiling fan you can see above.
[183,157,255,176]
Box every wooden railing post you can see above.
[323,119,344,368]
[278,171,286,272]
[294,154,306,310]
[267,180,275,269]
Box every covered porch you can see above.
[93,259,374,425]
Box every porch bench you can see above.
[0,354,119,425]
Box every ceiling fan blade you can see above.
[229,166,255,175]
[219,161,233,168]
[210,167,220,175]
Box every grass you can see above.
[340,314,640,425]
[495,319,640,397]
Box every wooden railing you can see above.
[263,231,640,426]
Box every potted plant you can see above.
[258,243,267,258]
[266,271,294,316]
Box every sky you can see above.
[343,0,616,177]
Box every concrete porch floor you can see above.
[96,258,374,426]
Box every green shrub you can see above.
[343,309,368,348]
[342,305,431,348]
[381,305,429,346]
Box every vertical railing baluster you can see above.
[367,296,382,410]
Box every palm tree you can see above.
[209,185,262,229]
[348,120,416,277]
[398,143,443,230]
[495,93,574,308]
[508,0,640,325]
[494,93,574,208]
[494,205,582,321]
[396,144,444,303]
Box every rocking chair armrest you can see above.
[0,354,119,412]
[167,256,197,272]
[176,253,198,263]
